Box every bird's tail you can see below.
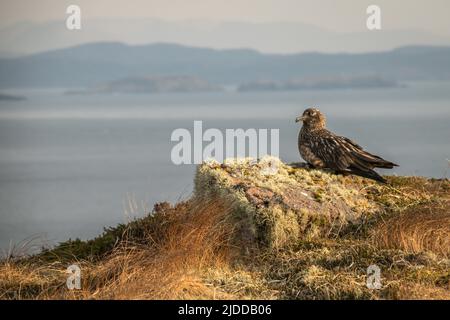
[353,151,398,169]
[346,166,387,184]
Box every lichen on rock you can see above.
[194,156,383,250]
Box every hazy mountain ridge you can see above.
[1,18,449,55]
[0,42,449,88]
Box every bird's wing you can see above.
[310,132,396,171]
[339,136,398,168]
[309,132,354,171]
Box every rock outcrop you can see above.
[194,157,390,249]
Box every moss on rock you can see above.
[195,157,383,249]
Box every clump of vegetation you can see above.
[1,157,449,300]
[33,201,189,263]
[371,203,450,258]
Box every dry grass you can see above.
[1,199,245,300]
[387,283,450,300]
[371,204,450,258]
[0,262,66,299]
[96,199,236,299]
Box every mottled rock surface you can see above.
[194,157,391,249]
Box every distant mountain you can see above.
[66,75,221,94]
[1,18,450,55]
[0,42,449,89]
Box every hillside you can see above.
[1,157,449,299]
[1,43,450,88]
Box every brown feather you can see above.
[297,108,398,183]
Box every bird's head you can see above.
[295,108,326,129]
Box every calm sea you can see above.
[1,82,449,253]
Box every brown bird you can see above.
[295,108,398,183]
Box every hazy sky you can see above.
[1,0,449,34]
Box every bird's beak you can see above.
[295,116,305,123]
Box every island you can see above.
[66,75,222,95]
[238,75,400,92]
[0,93,25,101]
